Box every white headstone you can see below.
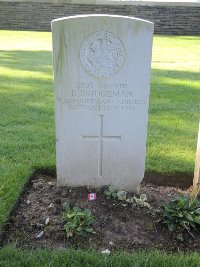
[52,15,154,192]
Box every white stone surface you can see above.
[52,14,154,192]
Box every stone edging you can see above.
[0,0,199,7]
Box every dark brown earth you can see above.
[2,172,200,253]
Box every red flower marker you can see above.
[88,193,96,201]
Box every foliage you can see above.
[104,186,150,208]
[116,190,127,201]
[104,185,119,199]
[127,194,151,209]
[62,202,96,238]
[158,195,200,240]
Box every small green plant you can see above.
[62,202,96,238]
[126,194,151,208]
[116,190,127,201]
[104,186,150,208]
[158,195,200,241]
[104,185,119,199]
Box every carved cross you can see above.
[81,115,121,177]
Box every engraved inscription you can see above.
[81,115,121,177]
[57,82,146,112]
[80,31,125,78]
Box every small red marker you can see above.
[88,193,96,201]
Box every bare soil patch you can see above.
[2,172,200,253]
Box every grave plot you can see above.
[4,172,200,252]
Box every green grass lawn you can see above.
[0,31,200,265]
[1,246,200,267]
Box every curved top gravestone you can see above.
[52,15,154,192]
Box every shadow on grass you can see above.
[152,68,200,82]
[0,50,52,73]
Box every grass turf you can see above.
[1,246,200,267]
[0,31,200,265]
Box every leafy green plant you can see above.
[104,186,150,208]
[104,185,119,199]
[158,195,200,240]
[62,202,96,238]
[116,191,127,201]
[126,194,151,208]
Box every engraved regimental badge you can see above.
[80,31,125,78]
